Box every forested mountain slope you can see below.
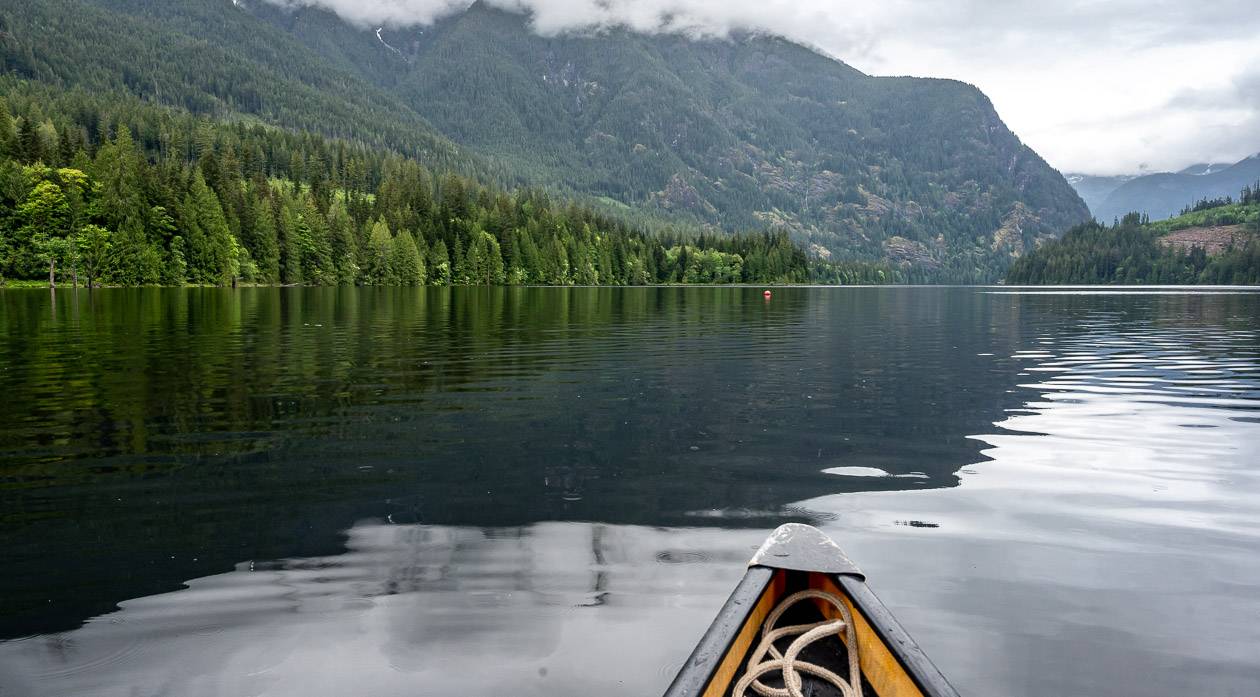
[0,81,819,287]
[0,0,1090,281]
[0,0,491,179]
[1007,187,1260,285]
[273,1,1090,277]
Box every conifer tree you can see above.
[0,103,15,160]
[429,238,451,285]
[294,194,334,285]
[326,198,359,284]
[77,224,112,288]
[92,127,148,241]
[364,218,394,285]
[243,191,280,283]
[390,230,424,285]
[181,170,235,284]
[277,197,302,285]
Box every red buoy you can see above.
[763,290,772,298]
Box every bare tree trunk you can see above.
[49,260,56,289]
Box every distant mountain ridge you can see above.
[1069,155,1260,223]
[1178,162,1234,176]
[1,0,1091,280]
[1065,173,1136,215]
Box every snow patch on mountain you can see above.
[376,27,402,54]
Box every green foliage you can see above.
[1180,195,1235,216]
[180,171,236,284]
[326,199,358,284]
[292,194,334,285]
[427,239,449,285]
[0,0,491,181]
[390,231,425,286]
[363,218,395,285]
[0,0,1089,283]
[368,3,1088,281]
[464,229,505,286]
[76,223,110,287]
[1007,189,1260,285]
[1148,200,1260,234]
[17,178,69,279]
[0,81,827,287]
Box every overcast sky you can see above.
[267,0,1260,175]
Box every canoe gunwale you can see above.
[827,572,960,697]
[662,565,777,697]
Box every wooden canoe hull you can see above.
[664,525,958,697]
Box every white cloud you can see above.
[262,0,467,26]
[259,0,1260,175]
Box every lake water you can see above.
[1,286,1257,696]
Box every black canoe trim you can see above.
[662,566,775,697]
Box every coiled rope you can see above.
[732,589,863,697]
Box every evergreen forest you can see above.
[0,82,823,288]
[1006,187,1260,285]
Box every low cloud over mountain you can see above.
[259,0,1260,175]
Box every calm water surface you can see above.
[0,287,1257,696]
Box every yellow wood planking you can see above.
[810,574,926,697]
[701,570,787,697]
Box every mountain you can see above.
[0,0,1090,280]
[284,1,1090,274]
[1065,173,1136,216]
[1093,155,1260,223]
[1178,162,1233,176]
[0,0,493,178]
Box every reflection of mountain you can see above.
[0,287,1036,638]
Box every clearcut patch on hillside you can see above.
[1160,225,1255,255]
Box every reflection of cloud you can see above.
[6,293,1260,697]
[793,306,1260,696]
[0,522,764,697]
[3,292,1258,697]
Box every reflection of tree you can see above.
[0,287,1040,640]
[582,524,610,608]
